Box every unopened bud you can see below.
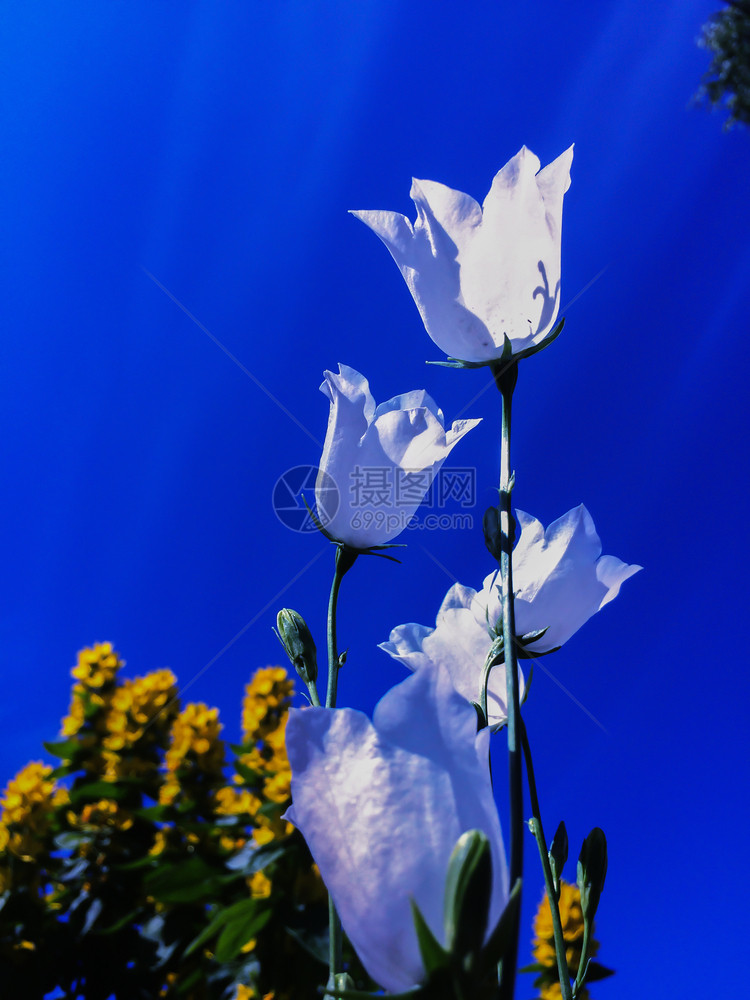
[443,829,492,965]
[577,827,607,923]
[275,608,318,685]
[548,821,568,897]
[483,506,502,561]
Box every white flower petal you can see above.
[349,208,414,256]
[410,177,483,247]
[286,666,508,992]
[375,388,443,423]
[595,555,643,609]
[384,505,638,705]
[352,147,573,361]
[378,622,434,672]
[436,581,478,618]
[315,364,480,547]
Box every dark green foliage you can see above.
[697,1,750,127]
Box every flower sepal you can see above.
[510,316,566,364]
[423,319,563,369]
[515,627,561,660]
[434,319,566,373]
[302,494,407,562]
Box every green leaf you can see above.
[579,961,615,983]
[111,854,161,872]
[409,898,449,976]
[43,739,83,759]
[183,904,233,957]
[214,902,272,962]
[233,761,266,785]
[68,781,128,805]
[143,857,236,903]
[133,804,169,822]
[175,967,204,995]
[478,878,522,977]
[96,907,142,935]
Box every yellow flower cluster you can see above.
[69,799,134,832]
[103,670,178,753]
[62,643,123,740]
[159,703,225,806]
[71,642,122,689]
[234,668,295,845]
[0,762,68,862]
[242,667,294,744]
[247,870,272,899]
[61,644,181,788]
[101,669,179,779]
[532,880,596,973]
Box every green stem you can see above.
[519,717,573,1000]
[307,680,322,707]
[325,544,358,985]
[479,636,504,729]
[493,361,522,1000]
[326,546,358,708]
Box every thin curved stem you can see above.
[326,546,358,708]
[519,717,573,1000]
[493,361,523,1000]
[325,544,358,985]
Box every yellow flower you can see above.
[71,642,123,689]
[72,799,134,832]
[61,644,124,741]
[232,988,274,1000]
[214,786,262,817]
[99,669,180,780]
[248,870,272,898]
[159,702,225,805]
[262,768,292,805]
[149,829,169,856]
[532,880,593,972]
[241,667,293,744]
[252,817,293,846]
[0,761,68,861]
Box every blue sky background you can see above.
[1,1,748,995]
